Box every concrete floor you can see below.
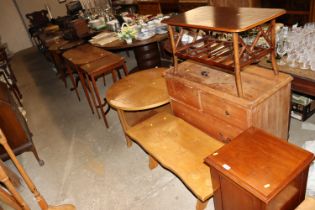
[1,47,315,210]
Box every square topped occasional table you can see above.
[163,6,286,97]
[205,127,314,210]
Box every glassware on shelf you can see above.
[276,23,315,70]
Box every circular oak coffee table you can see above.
[106,67,170,147]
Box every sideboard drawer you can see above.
[172,100,243,143]
[167,79,200,109]
[200,92,250,130]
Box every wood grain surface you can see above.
[205,127,314,206]
[126,111,224,201]
[165,60,292,140]
[62,44,111,65]
[106,68,170,110]
[162,6,285,32]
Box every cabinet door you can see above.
[210,167,263,210]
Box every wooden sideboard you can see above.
[0,82,43,165]
[165,61,292,142]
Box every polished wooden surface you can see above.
[58,40,85,51]
[126,111,224,201]
[205,127,314,210]
[63,44,110,65]
[0,82,43,165]
[209,0,261,7]
[100,33,168,50]
[259,58,315,97]
[162,6,286,32]
[81,53,128,128]
[106,68,169,111]
[48,39,69,52]
[81,54,125,75]
[166,60,292,141]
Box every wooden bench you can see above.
[295,197,315,210]
[126,111,224,210]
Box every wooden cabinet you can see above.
[165,60,292,142]
[0,82,43,165]
[205,127,314,210]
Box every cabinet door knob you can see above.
[225,110,230,116]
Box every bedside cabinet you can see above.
[205,127,314,210]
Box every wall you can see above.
[0,0,32,53]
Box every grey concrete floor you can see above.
[2,47,315,210]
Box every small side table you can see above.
[106,68,170,147]
[205,127,314,210]
[81,54,128,128]
[163,6,286,97]
[63,44,111,114]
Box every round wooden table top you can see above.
[99,33,168,50]
[106,68,170,111]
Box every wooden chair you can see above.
[26,10,50,30]
[0,47,22,106]
[26,10,50,51]
[137,1,162,16]
[0,129,76,210]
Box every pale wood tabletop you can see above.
[106,68,170,111]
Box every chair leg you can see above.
[30,145,45,166]
[0,165,30,210]
[0,129,49,210]
[0,187,23,210]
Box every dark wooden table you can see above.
[63,44,111,114]
[96,33,168,70]
[259,58,315,98]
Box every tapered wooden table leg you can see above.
[196,199,208,210]
[270,19,279,75]
[149,155,158,170]
[117,109,133,147]
[232,32,244,97]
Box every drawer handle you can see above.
[225,110,230,116]
[219,133,231,143]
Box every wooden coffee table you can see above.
[106,68,170,146]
